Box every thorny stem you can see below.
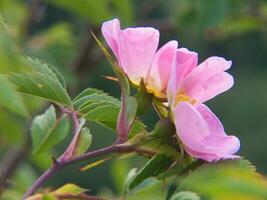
[22,143,154,199]
[22,107,155,199]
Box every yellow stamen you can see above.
[175,90,196,106]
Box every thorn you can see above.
[51,156,59,166]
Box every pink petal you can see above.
[101,18,121,63]
[119,27,159,82]
[167,48,198,105]
[197,104,240,156]
[146,40,178,92]
[102,18,160,82]
[182,56,233,104]
[166,60,178,106]
[173,102,240,162]
[173,102,210,149]
[176,48,198,81]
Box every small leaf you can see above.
[128,120,147,139]
[74,127,92,156]
[41,194,57,200]
[6,57,72,107]
[111,159,131,193]
[31,105,70,154]
[74,88,146,136]
[170,191,200,200]
[21,57,66,89]
[26,183,89,200]
[73,88,102,103]
[127,178,165,199]
[52,183,87,195]
[129,154,174,189]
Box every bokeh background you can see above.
[0,0,267,199]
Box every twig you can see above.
[22,104,154,199]
[22,143,154,199]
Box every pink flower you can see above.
[101,18,177,98]
[168,49,240,162]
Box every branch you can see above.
[22,143,154,199]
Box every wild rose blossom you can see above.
[102,18,240,162]
[167,49,240,162]
[101,18,177,98]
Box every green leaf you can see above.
[179,159,267,200]
[31,105,70,154]
[21,57,66,89]
[41,194,57,200]
[129,154,174,189]
[111,159,131,193]
[83,104,119,130]
[0,75,28,117]
[6,57,71,107]
[126,178,167,200]
[7,71,71,107]
[74,127,92,156]
[26,183,88,200]
[52,183,87,195]
[170,191,200,200]
[128,121,147,139]
[73,88,146,136]
[73,88,120,110]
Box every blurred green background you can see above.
[0,0,267,199]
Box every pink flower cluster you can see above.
[102,19,240,162]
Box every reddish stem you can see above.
[22,144,154,199]
[23,103,144,199]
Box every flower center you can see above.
[174,90,196,106]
